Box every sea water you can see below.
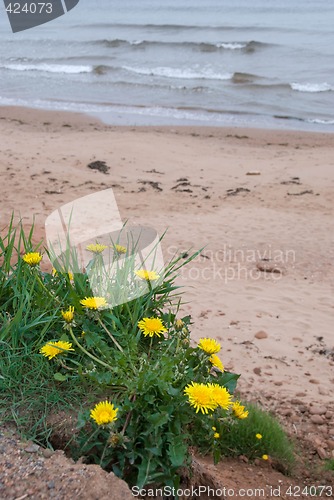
[0,0,333,130]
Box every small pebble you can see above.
[309,406,327,416]
[316,447,327,460]
[254,330,268,340]
[24,443,40,453]
[310,414,325,425]
[42,448,54,459]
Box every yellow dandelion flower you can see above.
[138,317,167,338]
[61,306,75,324]
[232,401,249,419]
[113,244,127,254]
[214,432,220,439]
[256,433,263,440]
[262,454,269,461]
[198,338,221,355]
[212,426,216,431]
[90,401,118,426]
[80,297,108,310]
[22,252,42,266]
[39,341,74,360]
[209,354,224,371]
[184,382,218,414]
[208,383,232,410]
[86,243,108,254]
[135,269,160,281]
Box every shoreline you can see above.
[1,103,334,139]
[1,104,333,406]
[2,102,334,134]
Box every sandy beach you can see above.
[1,105,333,411]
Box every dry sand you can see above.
[1,105,333,410]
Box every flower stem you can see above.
[121,394,136,436]
[58,359,75,371]
[68,326,114,370]
[97,318,124,353]
[34,271,61,304]
[153,336,175,371]
[81,427,100,451]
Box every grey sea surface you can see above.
[0,0,333,130]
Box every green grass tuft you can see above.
[211,403,295,473]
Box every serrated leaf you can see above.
[168,437,187,468]
[167,386,180,396]
[147,412,169,427]
[136,459,150,488]
[218,371,240,393]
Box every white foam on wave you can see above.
[2,63,92,74]
[122,65,232,81]
[290,82,332,93]
[307,118,334,125]
[216,42,247,49]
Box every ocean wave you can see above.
[290,82,333,93]
[97,38,268,53]
[198,40,267,52]
[92,65,111,75]
[307,118,334,125]
[231,72,262,84]
[122,65,233,81]
[2,63,92,74]
[79,22,292,33]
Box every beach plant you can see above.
[0,219,293,493]
[0,220,243,490]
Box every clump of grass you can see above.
[0,218,103,443]
[0,328,104,446]
[211,403,295,473]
